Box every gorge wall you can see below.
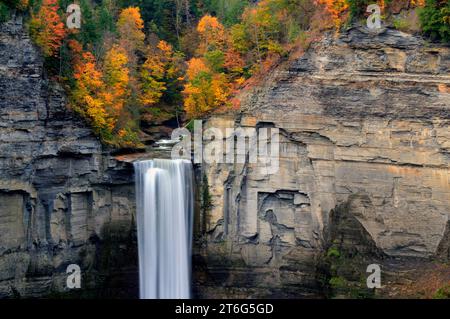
[194,27,450,298]
[1,13,449,299]
[0,15,137,298]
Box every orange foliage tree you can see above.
[70,45,112,134]
[410,0,425,6]
[183,11,244,119]
[29,0,66,57]
[67,7,148,147]
[196,15,227,54]
[70,41,134,143]
[315,0,349,29]
[224,48,245,76]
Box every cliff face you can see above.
[194,27,450,298]
[0,15,137,298]
[1,13,449,299]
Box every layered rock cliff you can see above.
[194,27,450,298]
[1,13,449,299]
[0,15,137,298]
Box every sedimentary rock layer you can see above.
[194,27,450,298]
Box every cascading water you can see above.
[134,159,194,299]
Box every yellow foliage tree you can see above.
[183,57,231,118]
[71,49,112,133]
[185,57,209,80]
[102,45,130,124]
[117,7,145,56]
[196,14,227,54]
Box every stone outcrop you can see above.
[194,27,450,298]
[0,15,137,298]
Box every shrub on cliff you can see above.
[433,284,450,299]
[0,2,9,22]
[419,0,450,42]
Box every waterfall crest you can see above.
[134,159,194,299]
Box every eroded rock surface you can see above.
[0,15,137,298]
[194,27,450,298]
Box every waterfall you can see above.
[134,159,194,299]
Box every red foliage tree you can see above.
[29,0,66,57]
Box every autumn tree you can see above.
[315,0,349,28]
[117,7,145,58]
[185,57,209,79]
[70,44,112,135]
[69,39,134,143]
[243,1,282,42]
[183,57,231,118]
[230,0,314,71]
[101,45,131,128]
[197,14,227,54]
[224,48,245,77]
[410,0,425,6]
[140,40,184,107]
[29,0,66,57]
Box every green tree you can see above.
[204,49,225,72]
[199,0,250,26]
[419,0,450,42]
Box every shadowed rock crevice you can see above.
[326,201,385,259]
[317,201,385,298]
[436,221,450,262]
